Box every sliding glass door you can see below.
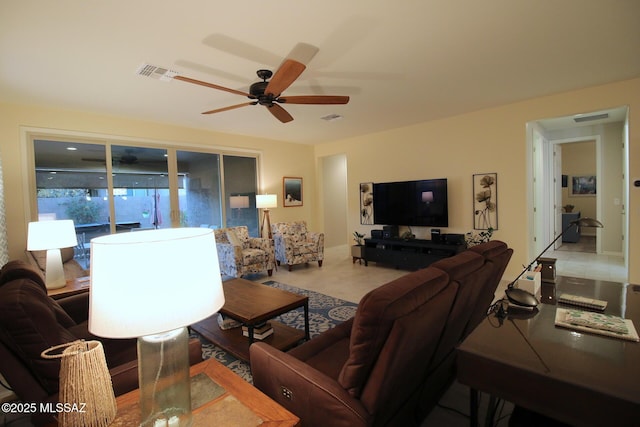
[175,150,222,229]
[223,155,259,236]
[110,145,169,231]
[32,137,260,267]
[33,139,110,267]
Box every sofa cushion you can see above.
[338,267,450,398]
[429,251,489,365]
[0,274,77,394]
[226,229,243,247]
[0,260,46,289]
[465,240,513,334]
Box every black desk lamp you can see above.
[505,217,604,308]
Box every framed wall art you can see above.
[283,177,303,207]
[571,175,596,196]
[360,182,374,224]
[473,173,498,230]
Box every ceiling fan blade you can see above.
[267,104,294,123]
[174,75,250,97]
[264,59,306,97]
[202,102,256,115]
[278,95,350,105]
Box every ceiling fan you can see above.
[82,149,163,166]
[172,58,349,123]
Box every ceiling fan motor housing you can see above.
[249,81,274,105]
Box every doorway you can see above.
[321,154,348,248]
[528,106,628,282]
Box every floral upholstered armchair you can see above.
[213,226,275,278]
[271,221,324,271]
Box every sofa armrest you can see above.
[288,318,352,362]
[307,232,325,252]
[215,242,243,268]
[250,342,370,427]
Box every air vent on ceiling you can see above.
[321,113,343,122]
[573,113,609,123]
[136,63,177,81]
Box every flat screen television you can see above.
[373,178,448,227]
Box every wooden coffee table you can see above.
[191,278,310,361]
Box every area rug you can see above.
[192,280,358,382]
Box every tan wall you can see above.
[2,78,639,282]
[315,77,640,282]
[0,103,317,261]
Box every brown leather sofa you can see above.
[250,240,512,427]
[0,260,203,425]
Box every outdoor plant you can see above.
[65,197,100,224]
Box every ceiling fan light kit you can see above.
[142,49,349,123]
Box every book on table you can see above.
[242,322,274,340]
[557,293,608,311]
[554,307,639,342]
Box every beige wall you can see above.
[2,77,639,282]
[0,103,317,261]
[315,77,640,282]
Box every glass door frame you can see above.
[25,129,263,233]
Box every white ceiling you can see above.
[1,1,639,144]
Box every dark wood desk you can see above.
[457,276,640,427]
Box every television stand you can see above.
[363,238,466,270]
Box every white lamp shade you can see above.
[229,195,250,209]
[89,228,225,338]
[27,220,78,250]
[256,194,277,209]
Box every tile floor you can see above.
[546,248,627,283]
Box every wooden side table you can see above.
[110,359,300,426]
[47,276,90,299]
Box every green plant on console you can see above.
[353,231,365,246]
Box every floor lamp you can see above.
[256,194,277,239]
[89,228,225,427]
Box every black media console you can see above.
[363,238,466,270]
